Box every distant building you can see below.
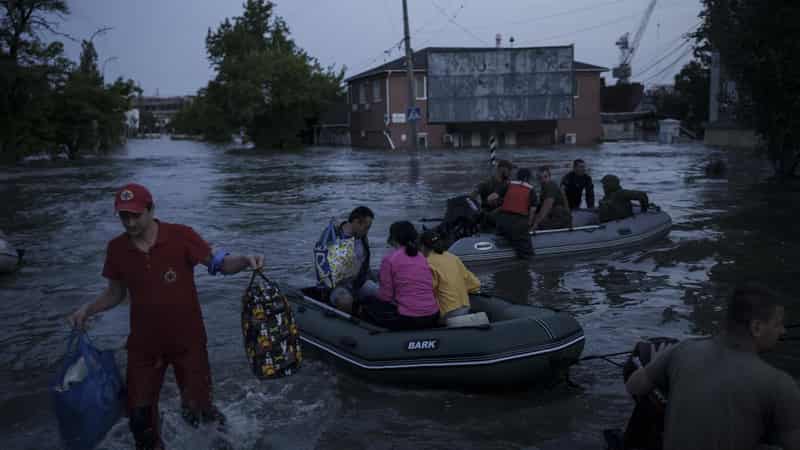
[313,95,351,146]
[132,96,193,126]
[344,47,608,149]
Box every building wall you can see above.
[349,70,603,148]
[557,72,603,145]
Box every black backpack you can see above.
[241,271,302,379]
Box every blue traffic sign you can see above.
[407,107,422,122]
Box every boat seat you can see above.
[446,312,490,328]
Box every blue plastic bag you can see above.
[51,330,124,450]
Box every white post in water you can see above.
[489,135,497,166]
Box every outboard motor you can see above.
[434,195,481,246]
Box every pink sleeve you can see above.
[377,253,395,303]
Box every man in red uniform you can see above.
[68,183,263,450]
[495,168,537,259]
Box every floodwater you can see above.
[0,138,797,450]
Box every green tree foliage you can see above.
[139,109,158,134]
[0,0,71,161]
[674,60,710,135]
[695,0,800,176]
[172,0,344,148]
[0,1,138,162]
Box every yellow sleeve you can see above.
[459,258,481,293]
[429,260,440,295]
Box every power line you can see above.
[526,12,640,45]
[634,39,691,78]
[641,46,692,84]
[431,0,489,46]
[632,20,700,75]
[469,0,631,30]
[347,2,466,77]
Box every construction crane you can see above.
[612,0,658,84]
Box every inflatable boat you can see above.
[447,207,671,264]
[285,288,585,387]
[0,233,22,274]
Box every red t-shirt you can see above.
[102,221,212,352]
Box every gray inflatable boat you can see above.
[286,288,585,387]
[448,207,671,264]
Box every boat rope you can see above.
[578,350,632,362]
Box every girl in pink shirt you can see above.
[370,221,439,330]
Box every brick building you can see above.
[345,47,608,149]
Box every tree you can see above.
[195,0,344,148]
[0,0,71,161]
[139,109,157,134]
[695,0,800,177]
[673,60,710,136]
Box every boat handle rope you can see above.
[580,323,800,367]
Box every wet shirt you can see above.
[103,221,211,352]
[377,248,439,317]
[645,337,800,450]
[560,171,595,209]
[426,251,480,316]
[537,181,571,226]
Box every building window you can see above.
[415,74,427,100]
[359,83,367,104]
[373,79,382,102]
[573,77,580,99]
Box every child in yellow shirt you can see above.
[420,230,481,324]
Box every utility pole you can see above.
[402,0,417,150]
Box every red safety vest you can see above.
[499,180,532,215]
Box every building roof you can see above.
[346,47,609,82]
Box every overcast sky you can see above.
[57,0,702,96]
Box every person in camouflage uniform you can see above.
[530,166,572,231]
[598,175,650,222]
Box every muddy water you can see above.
[0,139,797,449]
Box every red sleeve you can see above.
[101,240,123,281]
[183,226,212,267]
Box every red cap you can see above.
[114,183,153,213]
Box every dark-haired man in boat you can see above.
[314,206,377,314]
[626,284,800,450]
[598,175,649,222]
[68,183,263,450]
[560,159,595,210]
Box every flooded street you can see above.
[0,139,798,450]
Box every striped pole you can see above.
[489,135,497,166]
